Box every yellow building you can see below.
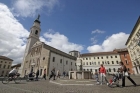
[0,56,13,76]
[125,16,140,75]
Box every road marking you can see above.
[50,81,94,86]
[3,84,38,93]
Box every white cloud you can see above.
[0,3,29,64]
[90,36,98,44]
[40,29,84,53]
[92,29,105,34]
[11,0,59,17]
[87,32,129,53]
[0,3,83,65]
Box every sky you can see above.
[0,0,140,65]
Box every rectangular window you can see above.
[125,60,128,65]
[89,57,91,60]
[83,62,85,65]
[106,56,108,59]
[75,63,76,66]
[7,65,10,69]
[86,58,88,60]
[52,57,55,62]
[108,61,110,64]
[3,65,6,69]
[98,57,99,59]
[90,69,92,71]
[0,64,1,68]
[71,62,72,65]
[98,62,100,65]
[112,61,114,64]
[60,59,62,63]
[94,57,96,59]
[127,68,130,71]
[115,56,117,58]
[111,56,113,58]
[66,61,68,65]
[101,57,103,59]
[83,58,84,60]
[102,61,104,64]
[124,54,126,57]
[86,62,88,65]
[90,62,91,65]
[116,61,119,64]
[113,68,116,72]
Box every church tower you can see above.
[25,15,41,56]
[18,15,41,75]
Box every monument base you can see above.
[69,71,92,79]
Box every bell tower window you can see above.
[35,30,38,35]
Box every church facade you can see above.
[19,16,77,77]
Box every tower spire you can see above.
[34,14,41,24]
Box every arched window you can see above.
[35,30,38,35]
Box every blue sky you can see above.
[0,0,140,64]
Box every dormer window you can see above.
[35,30,38,35]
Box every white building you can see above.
[19,15,77,77]
[80,52,121,74]
[125,16,140,75]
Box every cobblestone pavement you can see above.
[0,75,140,93]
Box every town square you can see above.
[0,0,140,93]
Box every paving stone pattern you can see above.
[0,75,140,93]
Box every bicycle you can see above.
[2,74,21,84]
[24,72,37,82]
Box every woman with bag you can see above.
[119,62,137,87]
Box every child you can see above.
[94,70,99,84]
[108,72,120,87]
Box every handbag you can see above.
[124,72,129,76]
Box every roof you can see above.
[0,56,13,61]
[125,16,140,45]
[43,43,77,60]
[69,50,79,53]
[113,48,128,52]
[11,63,21,68]
[80,51,118,57]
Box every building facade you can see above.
[125,16,140,75]
[20,16,77,77]
[80,52,121,74]
[113,48,133,74]
[0,56,13,76]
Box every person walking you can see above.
[94,70,99,84]
[56,70,60,79]
[49,68,56,80]
[99,64,109,85]
[119,62,137,87]
[63,71,66,78]
[35,69,39,81]
[43,69,46,80]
